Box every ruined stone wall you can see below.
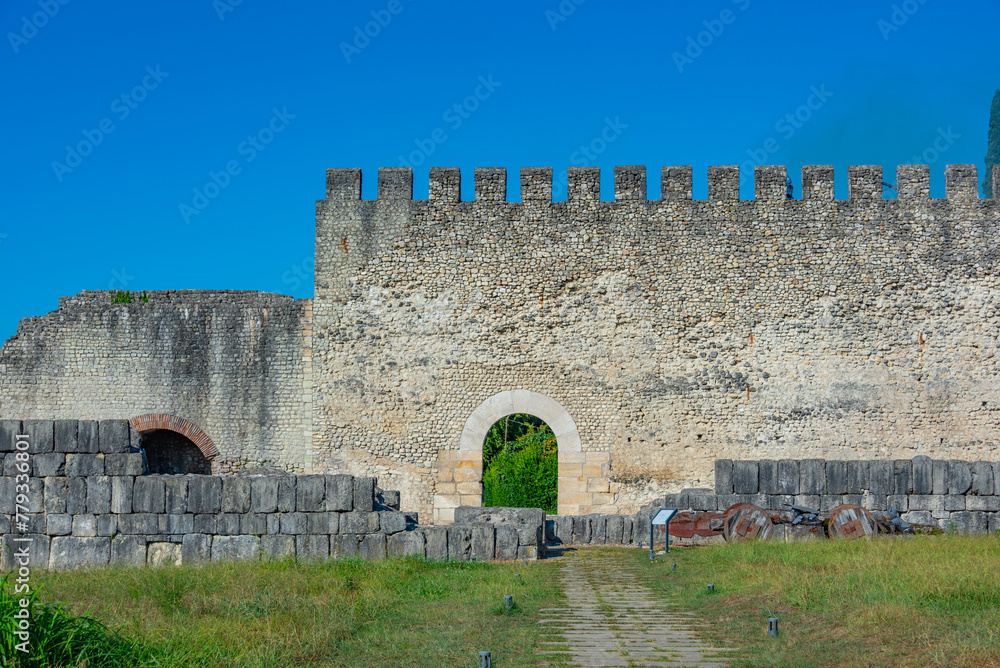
[0,292,312,471]
[314,164,1000,523]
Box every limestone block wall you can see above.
[312,163,1000,523]
[0,291,312,472]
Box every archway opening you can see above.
[142,429,212,474]
[482,414,558,513]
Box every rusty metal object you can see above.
[667,511,726,538]
[723,503,774,541]
[828,504,879,538]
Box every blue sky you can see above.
[1,0,998,341]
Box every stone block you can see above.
[119,513,158,534]
[663,493,689,510]
[296,535,330,560]
[0,419,22,452]
[25,420,54,454]
[148,542,182,567]
[495,525,518,560]
[423,526,448,560]
[471,524,494,561]
[72,514,97,537]
[846,460,869,494]
[843,494,863,506]
[447,525,473,561]
[111,535,147,566]
[44,476,68,513]
[98,420,130,454]
[359,533,386,560]
[990,513,1000,533]
[623,516,634,544]
[87,476,111,514]
[325,474,354,511]
[241,513,268,535]
[571,515,591,544]
[21,513,46,534]
[266,514,281,534]
[295,475,325,512]
[589,515,607,544]
[909,495,940,512]
[794,494,821,511]
[758,459,778,494]
[279,512,307,535]
[211,535,260,562]
[331,534,360,558]
[182,534,212,564]
[53,420,79,453]
[388,530,424,558]
[912,457,933,495]
[950,511,988,533]
[133,476,165,513]
[34,453,66,477]
[733,460,759,494]
[868,460,892,495]
[689,494,718,511]
[110,476,133,513]
[47,514,72,535]
[826,461,848,495]
[379,511,407,535]
[767,494,795,511]
[945,495,966,511]
[949,460,973,495]
[966,496,1000,512]
[97,514,117,536]
[380,489,400,510]
[932,460,950,495]
[66,454,104,477]
[354,477,376,512]
[892,460,912,495]
[341,511,379,534]
[819,495,842,512]
[193,514,217,533]
[49,536,110,570]
[163,477,187,514]
[250,477,278,513]
[799,459,826,495]
[971,462,994,496]
[551,515,573,544]
[76,421,99,454]
[887,495,908,513]
[214,513,238,536]
[714,459,734,494]
[263,535,295,559]
[1,534,49,570]
[165,514,195,534]
[863,493,887,511]
[606,515,625,544]
[188,476,222,513]
[277,475,296,512]
[901,510,935,526]
[66,478,87,514]
[222,477,251,513]
[104,453,144,476]
[517,545,538,560]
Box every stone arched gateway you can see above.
[433,390,612,522]
[128,414,219,473]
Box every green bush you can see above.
[482,426,557,513]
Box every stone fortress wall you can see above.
[3,163,1000,527]
[315,163,1000,523]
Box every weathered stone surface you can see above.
[869,460,892,495]
[66,454,104,477]
[182,534,212,564]
[277,475,296,512]
[932,460,950,495]
[97,514,117,536]
[341,511,379,534]
[846,459,869,494]
[188,476,222,513]
[331,533,360,558]
[222,477,251,513]
[777,459,799,495]
[886,495,908,513]
[133,476,165,513]
[295,475,326,512]
[892,460,912,495]
[379,511,407,534]
[945,495,966,511]
[471,524,494,561]
[148,542,182,567]
[550,515,572,545]
[296,535,330,560]
[77,421,100,454]
[732,460,759,494]
[250,477,279,513]
[66,477,87,514]
[53,420,79,453]
[46,513,72,535]
[211,535,260,562]
[447,525,472,561]
[34,453,66,477]
[263,535,295,559]
[949,511,988,533]
[387,530,424,557]
[213,513,239,535]
[663,493,689,510]
[85,476,109,514]
[353,477,376,512]
[825,461,847,495]
[104,453,144,476]
[279,512,307,535]
[971,461,994,496]
[966,496,1000,511]
[588,514,607,545]
[110,476,134,513]
[606,514,625,544]
[0,534,48,569]
[194,514,217,533]
[949,461,973,495]
[359,533,386,560]
[72,514,97,537]
[96,420,130,454]
[901,510,934,526]
[571,515,591,544]
[799,459,826,495]
[912,457,933,495]
[689,494,718,511]
[714,459,734,494]
[164,477,188,514]
[111,535,147,566]
[757,459,778,494]
[44,476,68,513]
[494,525,518,560]
[119,513,158,534]
[0,419,22,452]
[49,537,110,570]
[325,474,354,511]
[165,514,195,534]
[380,489,400,510]
[25,420,54,454]
[239,512,267,535]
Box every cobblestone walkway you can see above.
[537,549,736,667]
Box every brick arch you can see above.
[128,414,219,460]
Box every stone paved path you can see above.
[537,549,736,667]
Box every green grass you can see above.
[6,556,565,667]
[627,535,1000,668]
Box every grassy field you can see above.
[4,556,565,668]
[629,535,1000,668]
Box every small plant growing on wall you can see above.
[110,290,149,304]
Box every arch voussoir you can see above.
[128,413,219,460]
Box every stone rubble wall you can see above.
[0,420,542,570]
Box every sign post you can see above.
[649,508,678,561]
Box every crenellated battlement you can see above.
[323,164,1000,203]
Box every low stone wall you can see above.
[0,419,542,569]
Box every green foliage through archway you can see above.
[482,414,557,513]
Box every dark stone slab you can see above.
[949,461,972,495]
[892,460,912,495]
[47,514,72,535]
[295,475,326,512]
[49,536,109,569]
[98,420,130,454]
[133,476,165,513]
[971,461,994,496]
[689,494,718,511]
[211,535,259,562]
[277,475,296,512]
[949,510,988,533]
[250,477,278,513]
[847,460,869,494]
[0,419,22,452]
[110,535,146,566]
[767,494,795,511]
[66,477,87,514]
[222,477,251,513]
[758,459,778,494]
[799,459,826,495]
[44,476,67,513]
[868,460,892,495]
[714,459,734,494]
[495,525,518,560]
[193,514,217,533]
[262,535,295,559]
[623,516,633,545]
[66,454,104,477]
[341,511,379,534]
[165,514,195,534]
[118,513,158,534]
[97,514,117,536]
[110,476,133,513]
[296,535,329,560]
[77,421,100,454]
[25,420,54,454]
[663,493,689,510]
[471,524,494,561]
[241,513,267,535]
[912,457,933,495]
[104,453,144,476]
[380,489,400,510]
[331,534,360,558]
[945,495,966,511]
[387,530,424,558]
[34,453,66,477]
[932,460,949,495]
[422,526,448,560]
[571,515,591,544]
[188,476,222,513]
[325,474,354,511]
[776,459,799,495]
[606,514,625,544]
[447,525,472,561]
[733,460,759,494]
[279,512,307,535]
[379,511,407,535]
[886,495,908,513]
[353,477,376,512]
[164,477,188,514]
[358,533,386,560]
[826,460,847,495]
[589,515,607,545]
[53,420,79,453]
